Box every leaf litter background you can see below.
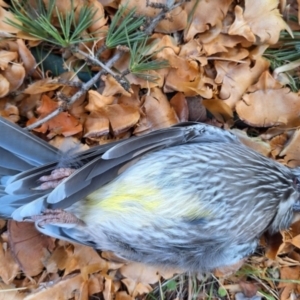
[1,0,300,299]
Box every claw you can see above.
[32,168,76,190]
[31,209,85,226]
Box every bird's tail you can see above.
[0,117,61,218]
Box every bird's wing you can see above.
[1,117,239,220]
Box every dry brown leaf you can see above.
[203,99,233,122]
[102,74,132,97]
[183,0,233,40]
[0,73,10,97]
[87,273,105,296]
[0,7,21,37]
[86,90,115,111]
[16,39,36,75]
[248,70,283,92]
[28,95,82,138]
[186,96,207,122]
[277,266,300,300]
[23,78,63,94]
[155,6,187,33]
[236,87,300,128]
[115,291,134,300]
[216,57,269,108]
[120,0,186,33]
[120,263,157,297]
[120,262,160,285]
[84,111,110,138]
[0,282,25,300]
[169,92,188,122]
[199,34,247,56]
[0,242,19,284]
[0,50,18,70]
[134,88,179,135]
[118,85,141,107]
[231,129,271,157]
[165,67,215,98]
[280,129,300,167]
[269,132,288,158]
[105,103,140,135]
[228,0,292,44]
[149,34,180,61]
[48,242,122,278]
[264,231,284,260]
[2,63,26,92]
[25,273,86,300]
[0,98,19,122]
[86,0,107,35]
[291,235,300,249]
[239,281,258,298]
[8,221,55,277]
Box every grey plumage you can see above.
[1,116,299,271]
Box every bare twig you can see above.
[75,48,118,77]
[144,0,188,35]
[26,51,123,130]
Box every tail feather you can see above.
[0,117,60,167]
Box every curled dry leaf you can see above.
[0,50,18,70]
[0,6,21,37]
[86,90,115,111]
[216,57,269,108]
[229,0,292,44]
[165,65,215,98]
[84,111,110,138]
[120,0,187,33]
[155,5,187,33]
[202,99,233,122]
[0,74,10,97]
[86,0,107,36]
[23,78,64,94]
[102,75,132,97]
[263,231,285,260]
[0,98,19,122]
[8,221,55,277]
[269,132,288,158]
[106,104,140,135]
[16,39,36,75]
[2,63,25,93]
[169,92,189,122]
[247,70,283,92]
[186,96,207,122]
[198,33,248,56]
[120,262,159,297]
[277,267,300,300]
[85,100,140,138]
[134,88,179,135]
[280,129,300,167]
[231,129,271,157]
[25,273,87,300]
[183,0,233,41]
[236,86,300,128]
[0,282,25,300]
[28,94,82,138]
[115,291,134,300]
[0,241,19,285]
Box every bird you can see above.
[1,116,300,272]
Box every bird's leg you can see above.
[33,168,76,190]
[32,209,85,227]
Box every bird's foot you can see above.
[32,209,85,227]
[33,168,76,190]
